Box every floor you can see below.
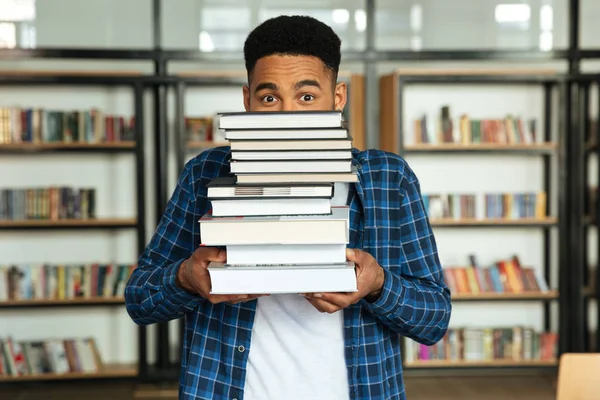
[0,375,557,400]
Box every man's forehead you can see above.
[252,78,322,91]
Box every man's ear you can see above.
[334,81,347,112]
[243,85,251,111]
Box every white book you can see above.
[225,129,348,140]
[226,243,347,265]
[236,171,358,184]
[206,177,333,199]
[230,139,352,151]
[199,206,349,245]
[230,160,352,174]
[211,198,331,217]
[231,150,352,161]
[218,111,344,130]
[208,261,357,294]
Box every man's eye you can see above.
[301,94,315,102]
[262,95,277,103]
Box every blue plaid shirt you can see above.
[125,147,451,400]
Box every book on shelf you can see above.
[412,105,539,146]
[443,254,549,296]
[0,263,135,302]
[0,107,135,145]
[404,326,558,365]
[423,192,547,220]
[0,336,102,377]
[0,187,96,221]
[199,110,358,294]
[186,116,213,142]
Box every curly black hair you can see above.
[243,15,341,80]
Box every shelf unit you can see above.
[380,69,566,371]
[577,74,600,354]
[0,71,147,383]
[428,217,558,228]
[0,298,125,309]
[404,359,558,369]
[0,363,138,382]
[0,142,136,152]
[452,291,559,302]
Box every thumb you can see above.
[210,248,227,263]
[198,246,227,263]
[346,248,361,262]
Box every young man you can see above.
[125,15,451,400]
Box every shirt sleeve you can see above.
[124,161,205,326]
[361,171,452,346]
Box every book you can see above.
[206,177,334,199]
[200,110,358,294]
[207,261,357,294]
[230,150,352,161]
[229,138,352,151]
[210,198,332,217]
[199,206,350,245]
[218,111,344,130]
[226,243,347,265]
[230,159,352,174]
[235,171,359,184]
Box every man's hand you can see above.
[304,248,385,313]
[176,246,268,305]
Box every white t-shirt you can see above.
[243,182,351,400]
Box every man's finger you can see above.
[345,248,366,264]
[226,294,269,304]
[207,293,249,304]
[197,246,227,262]
[317,292,355,309]
[305,297,341,314]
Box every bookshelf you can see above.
[0,142,136,152]
[579,74,600,354]
[380,69,565,370]
[404,359,558,369]
[0,363,138,382]
[452,291,559,302]
[0,71,146,382]
[0,297,125,309]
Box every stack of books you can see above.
[199,111,359,294]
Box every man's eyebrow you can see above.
[294,79,321,90]
[254,82,279,92]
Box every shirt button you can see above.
[238,345,245,352]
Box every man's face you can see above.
[243,55,347,113]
